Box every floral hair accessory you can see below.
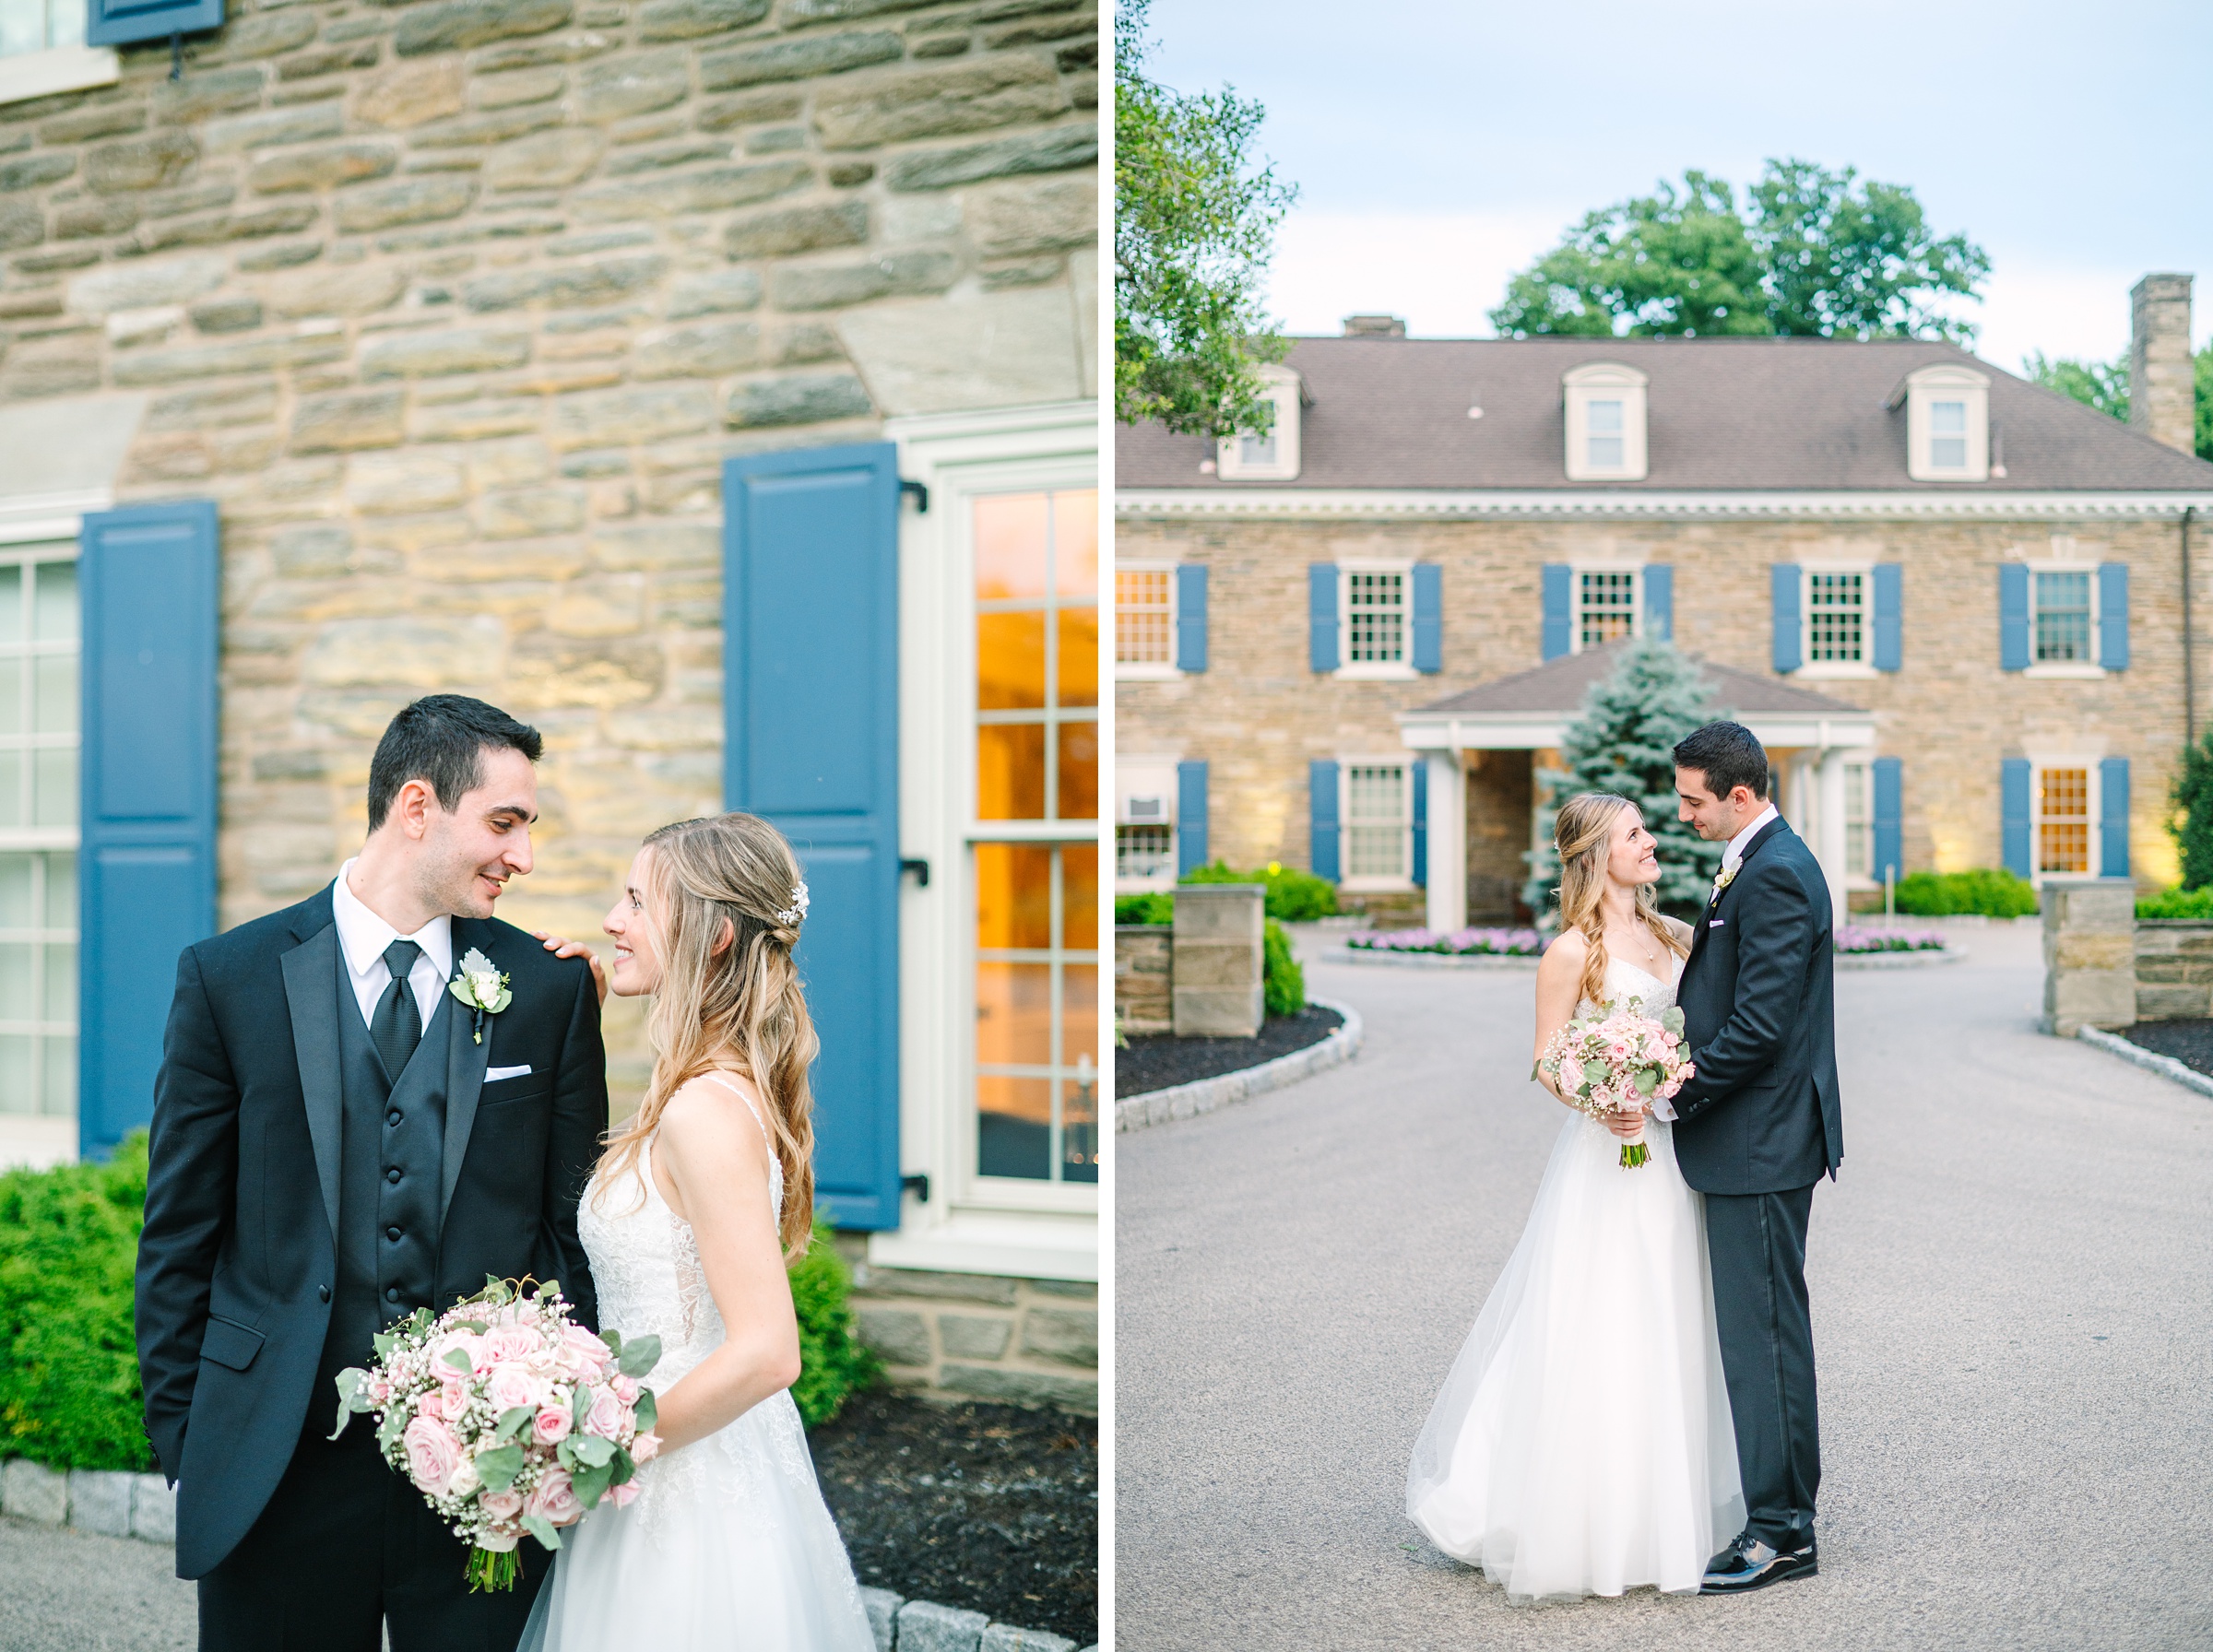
[775,882,809,929]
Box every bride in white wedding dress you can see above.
[522,813,873,1651]
[1406,792,1744,1604]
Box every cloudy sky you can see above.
[1143,0,2213,375]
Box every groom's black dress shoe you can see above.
[1699,1532,1817,1594]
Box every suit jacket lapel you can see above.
[440,919,494,1222]
[1687,815,1791,973]
[278,914,344,1244]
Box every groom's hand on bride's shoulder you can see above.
[534,932,609,1006]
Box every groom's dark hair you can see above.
[367,695,543,829]
[1674,721,1769,802]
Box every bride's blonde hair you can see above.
[595,812,816,1261]
[1554,792,1686,1009]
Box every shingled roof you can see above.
[1118,336,2213,493]
[1410,643,1869,718]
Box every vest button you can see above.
[318,1285,330,1303]
[385,1287,400,1304]
[387,1109,403,1127]
[385,1167,402,1184]
[386,1225,402,1242]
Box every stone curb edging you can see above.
[0,1460,1086,1652]
[2075,1025,2213,1102]
[1115,996,1364,1133]
[1322,945,1966,972]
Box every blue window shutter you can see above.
[1541,564,1571,661]
[1410,760,1427,888]
[89,0,223,46]
[1174,563,1207,673]
[1872,562,1902,671]
[80,502,219,1158]
[1308,564,1338,672]
[1770,563,1802,673]
[723,443,899,1230]
[2099,562,2129,671]
[1999,563,2030,670]
[1176,761,1208,874]
[2101,757,2129,879]
[1309,760,1340,882]
[1410,563,1442,673]
[1871,757,1902,884]
[1643,563,1673,643]
[2001,758,2032,879]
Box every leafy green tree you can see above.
[2023,349,2129,421]
[1493,159,1988,343]
[1114,0,1296,436]
[1523,641,1727,922]
[2197,345,2213,462]
[2170,727,2213,890]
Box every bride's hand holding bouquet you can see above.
[1534,997,1695,1168]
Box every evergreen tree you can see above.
[2170,728,2213,890]
[1523,641,1729,922]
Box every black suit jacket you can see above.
[133,883,607,1578]
[1671,816,1843,1195]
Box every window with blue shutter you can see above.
[2001,758,2032,879]
[1999,563,2030,670]
[1643,564,1673,643]
[1872,563,1902,671]
[1770,563,1802,673]
[1410,759,1428,888]
[1411,564,1442,673]
[1174,563,1207,673]
[723,444,900,1229]
[88,0,223,46]
[1541,564,1571,661]
[1308,564,1339,672]
[1871,756,1902,884]
[2098,563,2129,671]
[79,502,219,1158]
[1309,760,1340,882]
[1176,760,1208,874]
[2100,757,2129,878]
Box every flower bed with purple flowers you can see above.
[1344,927,1544,956]
[1833,926,1948,953]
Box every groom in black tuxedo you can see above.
[134,695,608,1650]
[1667,720,1842,1595]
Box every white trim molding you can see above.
[0,490,108,545]
[0,45,118,109]
[1118,489,2213,522]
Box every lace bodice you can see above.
[1576,953,1680,1021]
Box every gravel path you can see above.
[0,1517,194,1651]
[1117,924,2213,1650]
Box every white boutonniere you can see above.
[448,948,512,1045]
[1710,863,1738,902]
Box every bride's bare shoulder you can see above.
[1536,927,1583,980]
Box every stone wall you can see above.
[1113,922,1168,1033]
[2133,918,2213,1021]
[1116,513,2194,890]
[840,1241,1096,1411]
[0,0,1097,1095]
[2041,878,2136,1034]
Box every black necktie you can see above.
[372,939,423,1082]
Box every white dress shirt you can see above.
[1719,801,1781,884]
[332,857,453,1034]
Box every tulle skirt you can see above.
[520,1389,875,1651]
[1406,1112,1744,1603]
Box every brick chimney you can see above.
[2129,273,2195,452]
[1342,314,1406,338]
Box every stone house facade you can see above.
[0,0,1099,1409]
[1117,278,2213,941]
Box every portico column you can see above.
[1424,749,1467,933]
[1816,749,1848,927]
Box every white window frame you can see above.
[1901,364,1991,482]
[2024,560,2107,678]
[1568,560,1643,654]
[1115,755,1178,892]
[1840,760,1874,888]
[1338,755,1415,891]
[876,400,1097,1284]
[1796,561,1879,680]
[2025,756,2103,884]
[1215,366,1302,482]
[1562,361,1650,481]
[1113,558,1179,680]
[0,2,116,110]
[1335,558,1416,680]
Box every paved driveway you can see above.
[1116,925,2213,1649]
[0,1517,194,1651]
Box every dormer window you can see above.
[1562,362,1648,481]
[1898,363,1990,481]
[1216,367,1302,482]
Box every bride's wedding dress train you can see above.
[1406,956,1743,1603]
[522,1074,874,1649]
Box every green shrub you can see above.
[1892,868,2039,918]
[1262,918,1306,1017]
[1114,892,1174,926]
[786,1225,882,1428]
[0,1135,151,1473]
[2171,730,2213,889]
[2137,886,2213,919]
[1179,860,1339,921]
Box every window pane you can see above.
[43,851,73,927]
[1062,965,1097,1065]
[41,1034,73,1117]
[33,747,75,828]
[974,494,1049,600]
[2034,572,2091,663]
[0,1035,31,1115]
[33,560,75,644]
[1055,722,1097,821]
[976,843,1052,950]
[0,0,42,58]
[41,940,73,1023]
[1116,824,1171,880]
[1588,435,1624,468]
[0,854,30,927]
[975,962,1051,1066]
[976,1076,1052,1181]
[47,0,81,49]
[0,565,20,643]
[976,612,1046,710]
[1062,841,1096,946]
[2038,767,2090,876]
[1345,571,1404,663]
[0,660,20,738]
[1578,570,1637,646]
[1053,490,1098,598]
[1347,826,1404,879]
[1237,431,1276,466]
[1347,764,1403,823]
[0,751,19,828]
[977,724,1045,820]
[1115,569,1172,664]
[0,941,30,1010]
[1807,572,1864,664]
[33,654,75,735]
[1061,1079,1098,1184]
[1843,765,1869,879]
[1056,609,1097,707]
[1930,400,1966,433]
[1587,399,1623,434]
[1930,437,1966,468]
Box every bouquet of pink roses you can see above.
[1533,997,1695,1169]
[331,1276,662,1591]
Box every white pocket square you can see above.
[1708,919,1725,927]
[485,1065,533,1081]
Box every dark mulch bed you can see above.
[809,1388,1096,1646]
[2117,1019,2213,1077]
[1117,1003,1343,1096]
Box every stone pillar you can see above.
[1816,749,1849,928]
[2042,878,2138,1035]
[1172,885,1265,1037]
[1423,749,1467,935]
[2129,274,2195,454]
[1113,926,1173,1035]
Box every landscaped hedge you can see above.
[2137,886,2213,920]
[1179,861,1340,922]
[1891,868,2039,918]
[0,1137,877,1471]
[1262,919,1305,1017]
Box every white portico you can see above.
[1396,645,1880,932]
